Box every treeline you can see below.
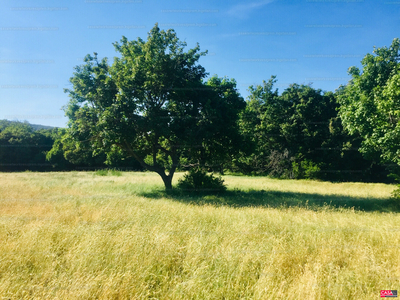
[2,26,399,184]
[0,120,55,172]
[0,79,397,183]
[0,120,143,172]
[232,78,396,182]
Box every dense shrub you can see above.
[177,168,227,193]
[292,159,322,180]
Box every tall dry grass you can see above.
[0,171,398,299]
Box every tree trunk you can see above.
[160,173,173,191]
[122,141,176,191]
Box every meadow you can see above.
[0,171,399,299]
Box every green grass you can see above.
[0,171,399,299]
[95,169,123,177]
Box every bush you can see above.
[109,169,122,176]
[95,169,108,176]
[389,173,400,201]
[392,185,400,200]
[292,159,321,180]
[177,168,227,193]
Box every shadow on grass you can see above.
[138,188,400,213]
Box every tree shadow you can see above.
[138,188,400,213]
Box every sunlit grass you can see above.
[0,171,399,299]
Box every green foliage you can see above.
[292,159,321,180]
[94,169,122,176]
[338,38,400,167]
[388,172,400,201]
[46,129,142,171]
[177,168,227,193]
[4,36,400,189]
[0,120,55,171]
[392,185,400,201]
[95,169,108,176]
[110,169,122,176]
[233,77,393,182]
[236,79,338,177]
[63,23,245,190]
[46,128,82,170]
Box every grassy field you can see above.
[0,171,399,299]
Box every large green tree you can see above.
[62,24,245,190]
[237,78,339,178]
[338,38,400,166]
[236,78,386,181]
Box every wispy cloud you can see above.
[227,0,275,18]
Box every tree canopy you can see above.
[235,77,390,181]
[338,38,400,166]
[3,33,400,188]
[63,24,245,189]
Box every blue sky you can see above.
[1,0,400,127]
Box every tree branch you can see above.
[121,140,164,174]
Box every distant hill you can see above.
[29,123,57,131]
[0,119,57,131]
